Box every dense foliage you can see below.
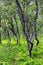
[0,0,43,65]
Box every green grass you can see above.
[0,36,43,65]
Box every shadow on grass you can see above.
[32,52,43,59]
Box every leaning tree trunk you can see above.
[26,19,33,57]
[14,15,20,45]
[7,28,11,51]
[15,0,33,57]
[34,0,39,46]
[0,30,1,44]
[0,15,1,44]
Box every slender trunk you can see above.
[14,15,20,45]
[7,29,11,51]
[0,15,1,44]
[15,0,33,57]
[0,32,1,44]
[17,35,20,45]
[34,0,39,46]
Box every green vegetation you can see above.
[0,36,43,65]
[0,0,43,65]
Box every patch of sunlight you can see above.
[2,38,16,44]
[11,38,16,44]
[2,39,8,44]
[0,62,8,65]
[20,39,27,44]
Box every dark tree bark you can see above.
[8,17,20,45]
[34,0,39,46]
[9,17,17,37]
[0,15,1,44]
[15,0,33,57]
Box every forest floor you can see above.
[0,36,43,65]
